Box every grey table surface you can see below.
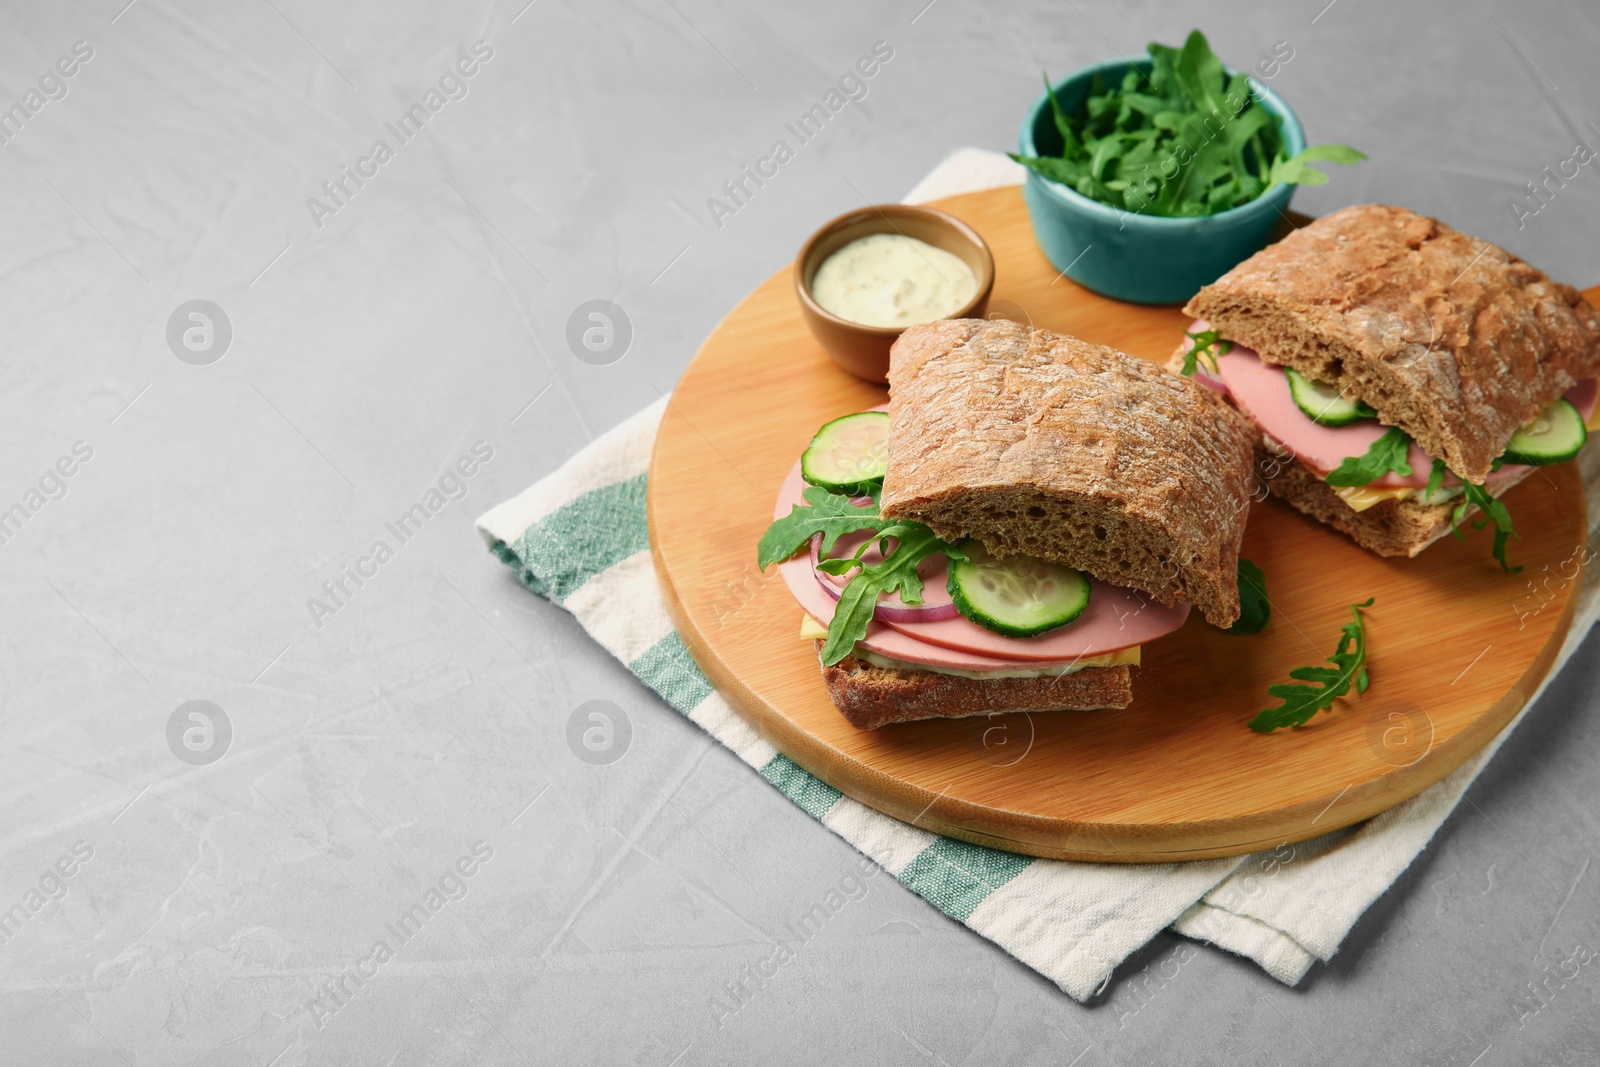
[3,0,1600,1063]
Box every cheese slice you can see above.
[1330,483,1416,513]
[798,614,1140,678]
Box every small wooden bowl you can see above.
[793,204,995,383]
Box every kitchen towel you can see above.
[475,148,1600,1000]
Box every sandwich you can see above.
[758,317,1259,729]
[1175,204,1600,566]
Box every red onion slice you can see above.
[810,534,962,623]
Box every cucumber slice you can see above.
[947,539,1091,637]
[1286,368,1376,427]
[1503,397,1587,466]
[801,411,890,494]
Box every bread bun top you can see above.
[880,318,1257,628]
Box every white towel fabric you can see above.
[476,148,1600,998]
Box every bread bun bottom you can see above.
[816,642,1133,730]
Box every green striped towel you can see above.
[476,148,1600,999]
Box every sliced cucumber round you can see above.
[801,411,890,494]
[1286,368,1376,427]
[1503,397,1587,466]
[947,539,1091,637]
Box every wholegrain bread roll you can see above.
[1187,204,1600,483]
[878,318,1257,628]
[816,643,1132,730]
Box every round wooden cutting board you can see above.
[646,185,1588,862]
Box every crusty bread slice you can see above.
[1187,204,1600,483]
[1252,436,1535,557]
[816,643,1132,730]
[879,318,1258,628]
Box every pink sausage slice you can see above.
[1215,345,1435,488]
[772,460,1187,664]
[883,577,1185,661]
[1212,338,1597,489]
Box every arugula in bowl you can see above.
[1011,30,1365,219]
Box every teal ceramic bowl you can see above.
[1018,58,1305,305]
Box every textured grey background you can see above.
[2,0,1599,1064]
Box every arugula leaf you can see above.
[1220,104,1273,160]
[1422,457,1447,504]
[817,523,962,666]
[1249,598,1374,732]
[1268,144,1369,188]
[1008,152,1107,202]
[1325,427,1414,487]
[1227,558,1271,634]
[872,526,946,606]
[1173,30,1229,121]
[1409,457,1518,571]
[1042,72,1081,155]
[1169,135,1234,217]
[1095,136,1130,181]
[1120,92,1170,117]
[757,486,883,570]
[1452,482,1521,574]
[763,483,966,665]
[819,574,882,667]
[816,523,954,604]
[1179,329,1233,376]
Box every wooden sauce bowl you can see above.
[793,204,995,383]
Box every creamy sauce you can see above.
[811,233,977,328]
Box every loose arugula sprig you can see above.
[1179,329,1233,377]
[1325,426,1413,486]
[1249,598,1373,733]
[1227,558,1270,634]
[759,488,962,666]
[1009,30,1365,219]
